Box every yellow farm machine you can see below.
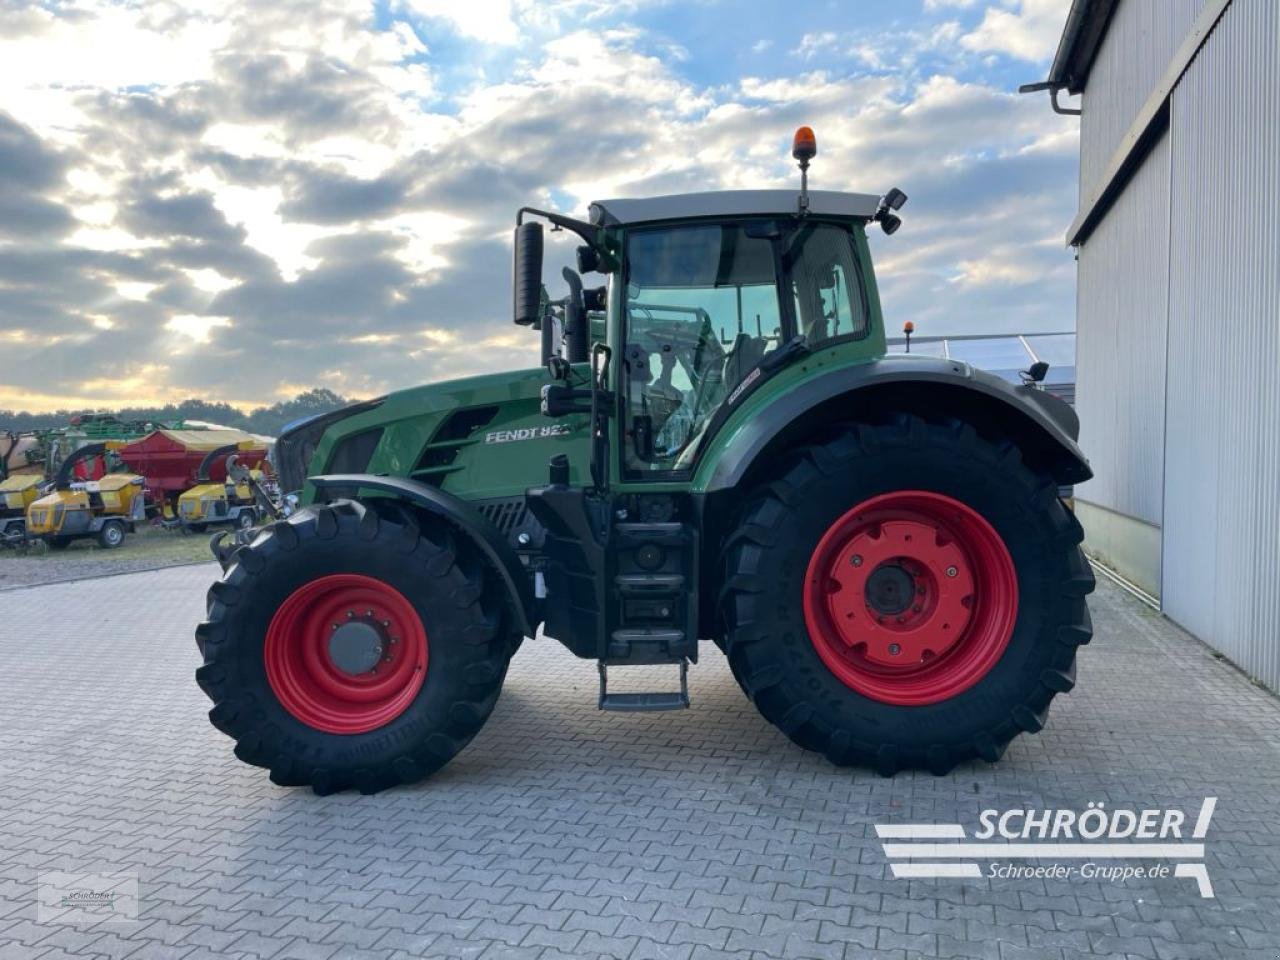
[0,473,44,547]
[177,442,276,533]
[25,443,146,549]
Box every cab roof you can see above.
[588,189,882,227]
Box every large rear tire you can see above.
[196,499,519,794]
[719,415,1094,775]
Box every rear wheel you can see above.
[719,415,1094,774]
[97,519,125,549]
[196,500,519,794]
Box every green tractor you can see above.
[197,129,1094,794]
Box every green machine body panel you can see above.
[301,366,592,505]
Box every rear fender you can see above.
[697,356,1092,493]
[309,474,537,638]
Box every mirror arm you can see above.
[516,207,616,267]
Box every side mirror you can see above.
[512,221,544,325]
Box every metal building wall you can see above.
[1162,0,1280,691]
[1079,0,1206,200]
[1075,130,1170,527]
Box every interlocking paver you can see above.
[0,565,1278,960]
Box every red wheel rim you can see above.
[264,574,428,734]
[802,490,1017,706]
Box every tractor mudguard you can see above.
[308,474,537,638]
[699,356,1091,493]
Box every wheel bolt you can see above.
[851,554,863,567]
[347,610,355,618]
[945,566,958,578]
[331,623,339,631]
[382,620,390,627]
[888,643,901,656]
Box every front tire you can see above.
[97,520,125,549]
[196,500,519,794]
[719,415,1094,775]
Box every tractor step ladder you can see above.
[597,660,689,712]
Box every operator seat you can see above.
[723,333,768,392]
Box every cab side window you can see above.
[787,224,867,346]
[623,224,782,472]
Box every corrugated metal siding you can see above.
[1162,0,1280,691]
[1075,130,1170,526]
[1079,0,1206,202]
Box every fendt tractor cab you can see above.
[0,473,44,547]
[178,442,275,533]
[197,129,1094,795]
[26,443,146,550]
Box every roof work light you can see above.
[793,126,817,214]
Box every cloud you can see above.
[0,1,1079,413]
[401,0,521,44]
[960,0,1068,62]
[0,112,78,240]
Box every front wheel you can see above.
[97,519,125,549]
[196,500,519,794]
[719,415,1094,775]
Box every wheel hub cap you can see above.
[863,562,915,616]
[327,620,386,675]
[803,491,1017,705]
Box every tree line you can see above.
[0,388,351,438]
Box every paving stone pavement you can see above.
[1,563,1278,960]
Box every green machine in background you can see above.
[197,128,1094,794]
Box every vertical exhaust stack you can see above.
[792,126,817,215]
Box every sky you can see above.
[0,0,1079,413]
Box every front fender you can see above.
[309,474,537,637]
[696,355,1091,492]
